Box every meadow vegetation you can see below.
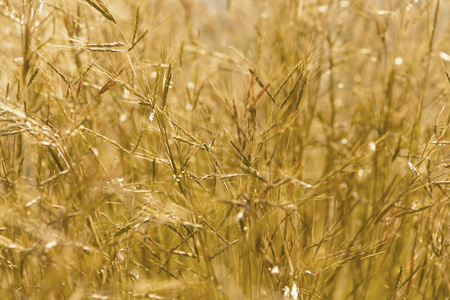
[0,0,449,299]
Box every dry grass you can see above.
[0,0,449,299]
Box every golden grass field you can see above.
[0,0,449,299]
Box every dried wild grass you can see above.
[0,0,449,299]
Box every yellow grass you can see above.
[0,0,449,299]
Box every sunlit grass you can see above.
[0,0,449,299]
